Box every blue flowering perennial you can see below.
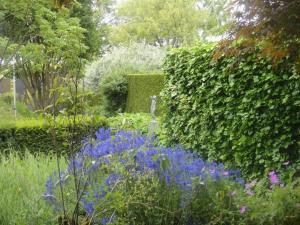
[44,128,243,224]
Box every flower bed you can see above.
[44,128,300,225]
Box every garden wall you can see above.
[126,74,165,113]
[162,44,300,177]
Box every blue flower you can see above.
[82,199,94,216]
[100,217,110,225]
[46,128,243,222]
[67,157,83,172]
[105,173,120,186]
[45,176,53,195]
[235,178,245,186]
[95,128,111,141]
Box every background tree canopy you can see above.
[0,0,88,110]
[222,0,300,67]
[0,0,109,110]
[108,0,231,47]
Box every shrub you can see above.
[162,44,300,177]
[0,116,108,154]
[45,128,244,224]
[101,72,128,114]
[108,113,152,134]
[235,171,300,225]
[126,74,165,113]
[85,43,166,115]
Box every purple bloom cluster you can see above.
[135,147,241,190]
[45,128,243,224]
[269,171,280,185]
[44,176,55,204]
[81,129,147,159]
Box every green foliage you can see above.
[126,74,165,113]
[0,93,13,105]
[108,173,183,225]
[70,0,101,59]
[0,0,87,110]
[16,101,36,118]
[109,0,226,46]
[101,71,128,115]
[236,179,300,225]
[0,96,15,128]
[55,86,101,116]
[116,176,239,225]
[199,0,232,38]
[162,44,300,177]
[85,43,165,89]
[0,93,35,118]
[0,152,64,225]
[0,94,36,128]
[108,113,152,134]
[0,150,299,225]
[0,116,108,154]
[85,43,165,115]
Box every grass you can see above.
[0,99,15,128]
[0,152,66,225]
[0,95,36,128]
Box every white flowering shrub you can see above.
[86,43,166,88]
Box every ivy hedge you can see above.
[126,74,165,113]
[162,44,300,177]
[0,117,108,154]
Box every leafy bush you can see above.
[45,128,244,224]
[126,74,165,113]
[85,43,166,115]
[162,44,300,177]
[235,170,300,225]
[101,72,128,114]
[0,116,108,154]
[108,113,152,134]
[56,88,102,116]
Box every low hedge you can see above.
[162,44,300,177]
[126,74,165,114]
[0,117,108,154]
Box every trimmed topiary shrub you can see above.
[85,43,166,115]
[162,44,300,177]
[126,74,165,113]
[0,117,108,154]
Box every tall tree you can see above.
[54,0,109,58]
[70,0,101,59]
[199,0,232,38]
[221,0,300,65]
[109,0,206,47]
[0,0,87,110]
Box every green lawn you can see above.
[0,98,15,127]
[0,96,36,128]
